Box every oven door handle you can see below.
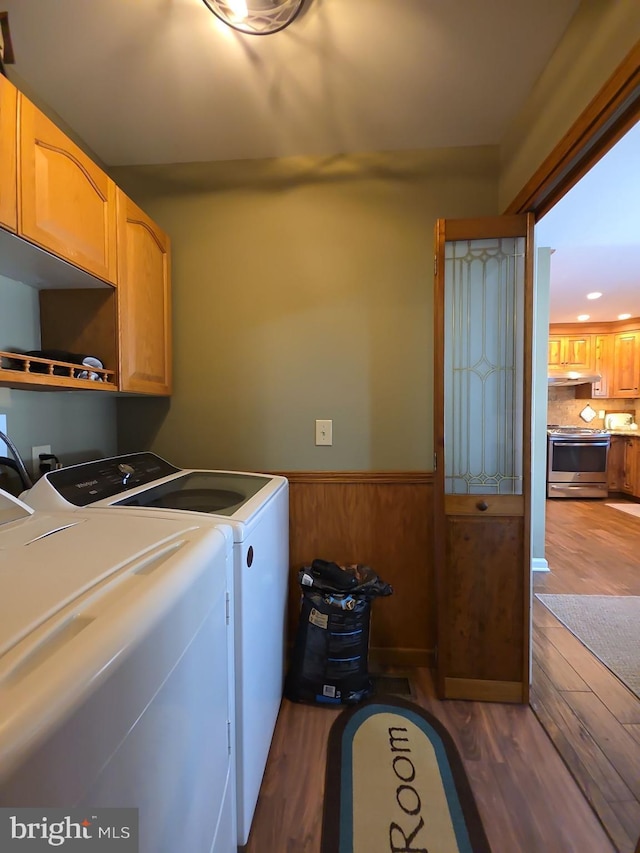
[550,440,610,447]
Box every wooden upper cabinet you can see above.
[116,190,172,396]
[590,334,610,397]
[0,74,18,232]
[18,96,117,284]
[548,334,593,370]
[611,330,640,398]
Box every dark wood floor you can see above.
[246,675,615,852]
[532,498,640,853]
[243,498,640,853]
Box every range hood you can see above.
[548,371,601,387]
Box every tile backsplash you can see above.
[547,386,638,427]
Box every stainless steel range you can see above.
[547,426,611,499]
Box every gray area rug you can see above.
[536,594,640,700]
[606,502,640,519]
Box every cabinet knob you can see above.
[476,500,489,511]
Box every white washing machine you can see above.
[0,488,236,853]
[23,452,289,848]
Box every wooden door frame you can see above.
[505,42,640,218]
[503,42,640,701]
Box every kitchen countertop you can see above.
[607,429,640,435]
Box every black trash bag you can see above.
[284,561,393,706]
[303,561,393,598]
[307,558,359,590]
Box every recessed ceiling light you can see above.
[586,292,602,300]
[618,313,632,320]
[577,314,590,322]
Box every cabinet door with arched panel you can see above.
[18,96,117,284]
[116,190,172,395]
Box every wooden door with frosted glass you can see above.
[433,215,534,703]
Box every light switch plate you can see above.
[315,419,333,446]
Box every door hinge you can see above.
[433,451,437,472]
[225,591,230,625]
[434,255,437,277]
[227,720,232,755]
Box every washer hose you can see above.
[0,430,34,490]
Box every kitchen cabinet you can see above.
[116,190,172,395]
[610,330,640,398]
[590,334,610,397]
[575,333,612,399]
[0,74,17,233]
[0,90,171,396]
[607,435,625,492]
[548,334,593,370]
[18,95,118,285]
[622,436,640,497]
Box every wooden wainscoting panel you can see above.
[444,514,525,685]
[281,472,434,665]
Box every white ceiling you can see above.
[2,0,579,166]
[536,121,640,325]
[5,0,633,326]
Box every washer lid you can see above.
[112,470,271,514]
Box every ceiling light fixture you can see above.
[202,0,305,35]
[586,291,602,300]
[618,313,632,320]
[577,314,590,322]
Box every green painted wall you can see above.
[499,0,640,211]
[113,148,499,471]
[0,276,117,488]
[4,0,637,478]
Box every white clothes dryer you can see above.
[0,488,236,853]
[23,452,289,847]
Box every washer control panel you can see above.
[44,453,180,506]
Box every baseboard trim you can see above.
[369,647,433,668]
[532,557,550,572]
[444,677,525,703]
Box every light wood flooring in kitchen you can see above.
[532,497,640,853]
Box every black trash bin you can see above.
[284,559,393,706]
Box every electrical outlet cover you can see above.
[32,445,52,472]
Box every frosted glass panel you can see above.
[444,237,524,495]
